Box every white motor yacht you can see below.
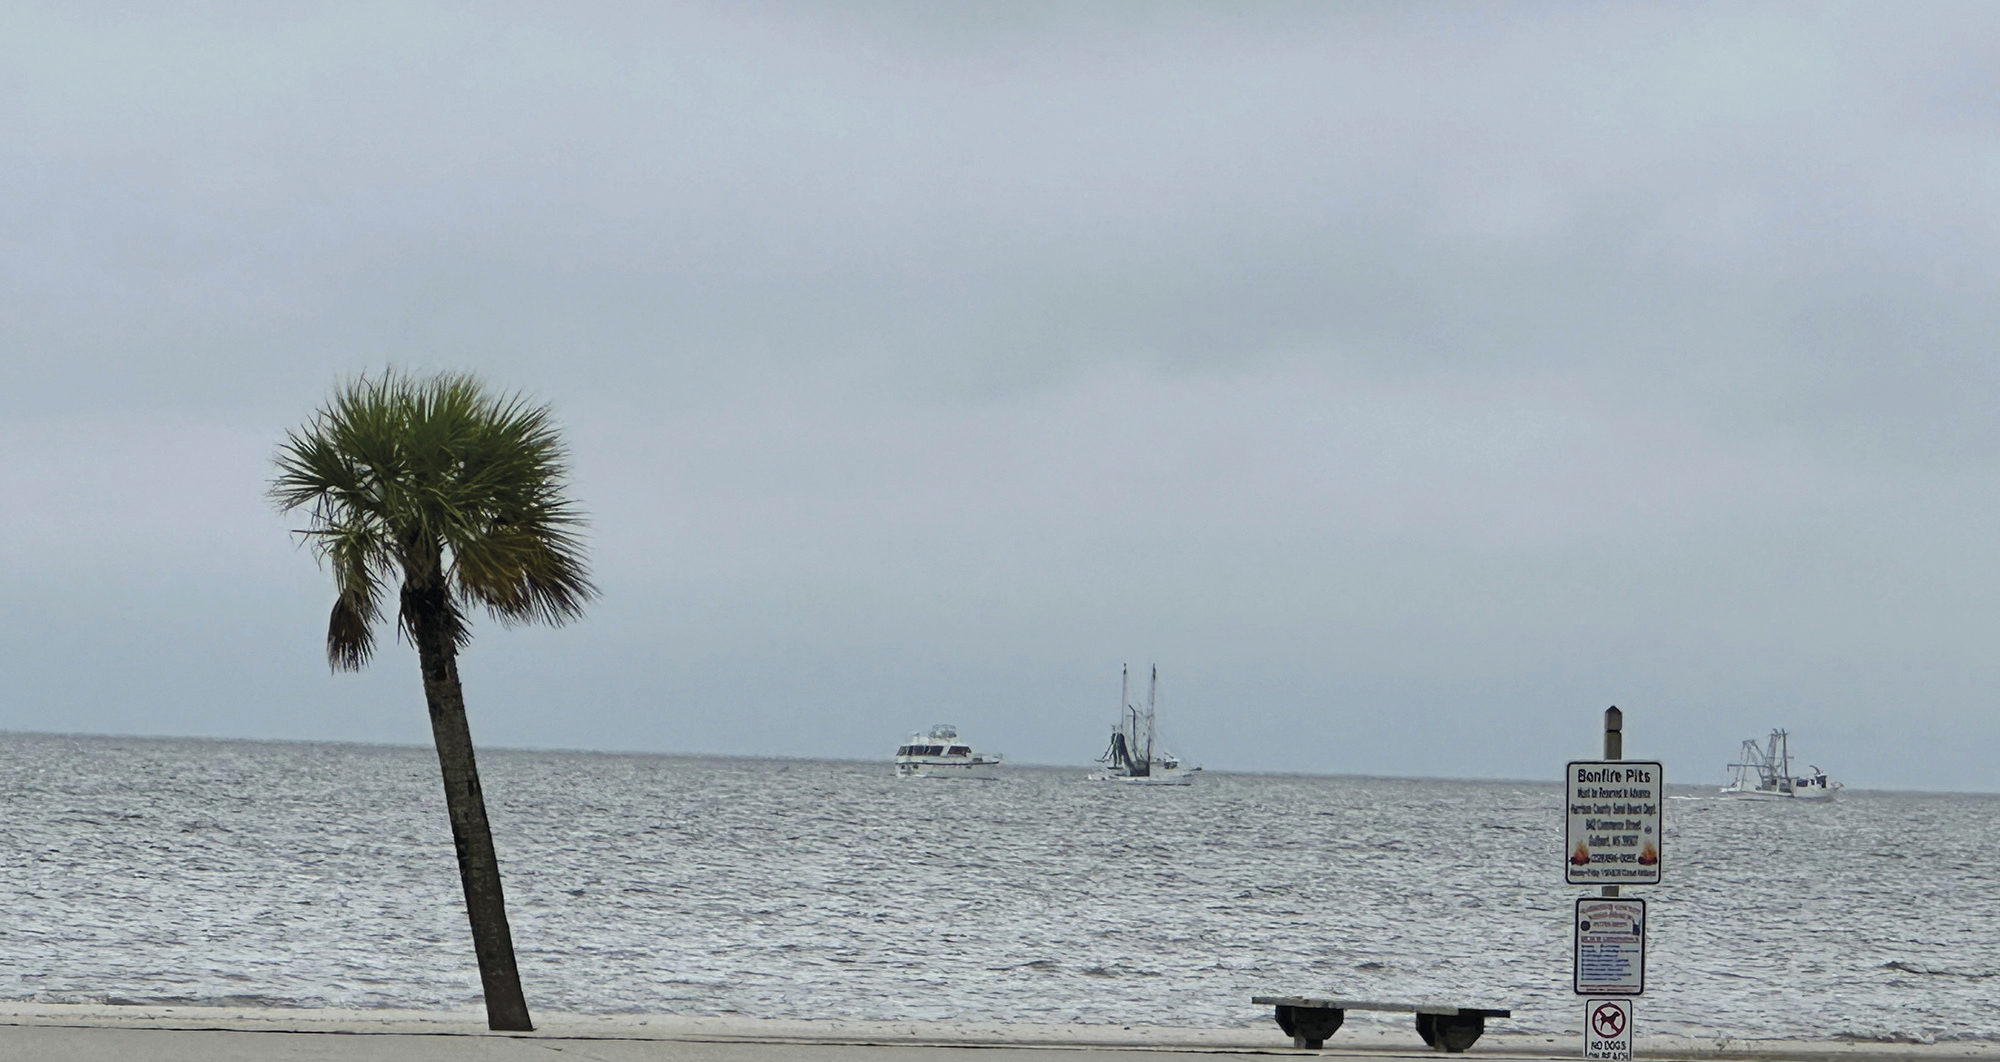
[895,724,1002,780]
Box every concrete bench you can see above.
[1251,995,1512,1052]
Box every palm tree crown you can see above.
[272,370,596,668]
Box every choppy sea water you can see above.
[2,732,1996,1042]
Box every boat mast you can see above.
[1121,664,1131,768]
[1145,665,1157,771]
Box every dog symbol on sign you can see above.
[1592,1002,1627,1038]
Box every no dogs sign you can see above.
[1584,998,1633,1060]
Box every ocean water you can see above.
[2,732,1996,1042]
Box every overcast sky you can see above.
[4,2,1999,791]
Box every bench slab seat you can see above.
[1251,995,1511,1052]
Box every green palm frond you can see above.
[272,369,597,671]
[324,515,389,668]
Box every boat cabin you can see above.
[897,742,973,757]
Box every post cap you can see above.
[1604,706,1623,731]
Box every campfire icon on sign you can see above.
[1571,843,1590,866]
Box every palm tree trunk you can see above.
[409,596,535,1032]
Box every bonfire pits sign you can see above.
[1564,761,1663,885]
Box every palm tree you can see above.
[271,370,594,1031]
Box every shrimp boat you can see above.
[1721,729,1841,800]
[1088,665,1202,786]
[895,724,1002,780]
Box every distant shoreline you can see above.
[3,729,1992,796]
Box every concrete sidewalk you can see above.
[3,1004,1995,1062]
[3,1025,1274,1062]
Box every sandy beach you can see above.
[5,1004,1999,1062]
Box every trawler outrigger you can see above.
[1088,664,1201,786]
[1722,728,1840,800]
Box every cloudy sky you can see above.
[4,2,1998,791]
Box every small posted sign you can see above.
[1584,998,1633,1060]
[1574,897,1646,995]
[1565,761,1663,885]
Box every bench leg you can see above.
[1274,1004,1345,1050]
[1425,1014,1484,1053]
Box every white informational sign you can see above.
[1584,998,1633,1060]
[1564,761,1664,885]
[1574,897,1646,994]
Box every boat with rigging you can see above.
[1721,729,1841,800]
[894,724,1002,780]
[1088,664,1202,786]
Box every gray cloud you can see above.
[4,2,1999,789]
